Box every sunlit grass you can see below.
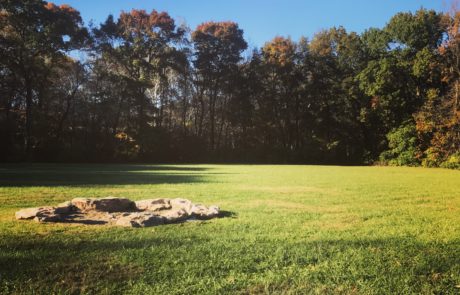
[1,164,460,294]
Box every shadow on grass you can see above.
[1,235,460,294]
[0,164,219,187]
[56,210,238,226]
[218,210,238,219]
[60,213,109,225]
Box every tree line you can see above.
[1,0,460,167]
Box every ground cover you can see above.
[0,164,459,294]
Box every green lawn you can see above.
[0,164,459,294]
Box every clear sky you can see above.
[53,0,446,49]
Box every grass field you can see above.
[0,164,459,294]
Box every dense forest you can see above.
[1,0,460,166]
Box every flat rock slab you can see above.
[15,197,220,227]
[71,197,136,212]
[135,198,171,211]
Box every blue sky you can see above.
[54,0,445,49]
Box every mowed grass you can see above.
[0,164,460,294]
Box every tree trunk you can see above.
[25,81,33,156]
[210,94,216,151]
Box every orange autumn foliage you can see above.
[262,36,296,66]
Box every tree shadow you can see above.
[0,164,219,187]
[1,235,460,294]
[0,163,209,172]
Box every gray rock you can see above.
[135,198,171,211]
[16,197,220,227]
[95,197,136,212]
[34,214,62,222]
[70,198,94,211]
[160,208,189,223]
[15,206,55,220]
[15,206,65,223]
[54,201,75,214]
[191,204,220,219]
[71,197,136,212]
[170,198,194,214]
[115,212,165,227]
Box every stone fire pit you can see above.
[15,197,220,227]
